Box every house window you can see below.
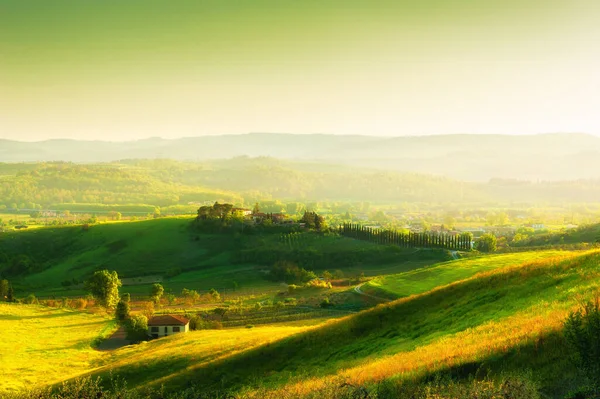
[173,326,180,332]
[151,327,159,333]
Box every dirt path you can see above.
[353,283,392,303]
[96,326,131,351]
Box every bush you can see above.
[476,233,497,253]
[24,294,38,304]
[125,315,148,342]
[320,297,333,308]
[564,298,600,395]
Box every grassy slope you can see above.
[93,324,316,389]
[0,304,112,393]
[1,219,449,298]
[84,250,597,398]
[361,250,569,299]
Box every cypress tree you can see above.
[7,284,14,302]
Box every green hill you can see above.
[361,250,570,299]
[70,249,594,398]
[0,218,449,297]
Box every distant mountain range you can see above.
[2,133,599,181]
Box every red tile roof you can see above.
[148,314,190,326]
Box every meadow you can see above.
[3,216,600,398]
[133,249,598,398]
[1,218,449,299]
[0,249,597,398]
[0,304,113,393]
[361,250,576,299]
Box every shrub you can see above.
[476,233,497,253]
[125,315,148,342]
[24,294,38,304]
[320,297,333,308]
[284,297,297,306]
[73,298,88,310]
[564,298,600,395]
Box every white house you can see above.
[148,315,190,338]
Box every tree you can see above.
[141,301,155,319]
[209,288,221,302]
[181,288,200,305]
[165,293,176,305]
[252,203,260,215]
[322,271,333,282]
[0,279,8,300]
[150,283,164,304]
[7,284,14,302]
[476,233,497,253]
[115,300,130,324]
[121,293,131,303]
[125,315,148,342]
[84,270,122,309]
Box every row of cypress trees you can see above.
[339,223,472,251]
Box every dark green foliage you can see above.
[121,293,131,303]
[476,233,497,253]
[23,293,38,304]
[267,261,317,284]
[319,297,333,308]
[197,202,234,221]
[115,300,130,324]
[300,211,325,230]
[0,279,8,300]
[125,315,148,343]
[340,223,472,251]
[564,298,600,395]
[1,254,40,277]
[85,270,122,309]
[7,283,14,302]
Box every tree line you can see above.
[339,223,473,251]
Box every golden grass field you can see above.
[0,303,316,394]
[0,304,112,393]
[2,250,598,398]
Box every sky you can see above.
[1,0,599,141]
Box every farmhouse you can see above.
[148,315,190,338]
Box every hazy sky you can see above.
[1,0,599,141]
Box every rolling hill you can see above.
[0,218,450,298]
[3,133,600,181]
[1,248,597,398]
[34,249,595,399]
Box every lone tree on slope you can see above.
[85,270,122,309]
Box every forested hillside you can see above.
[3,133,600,181]
[3,159,600,212]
